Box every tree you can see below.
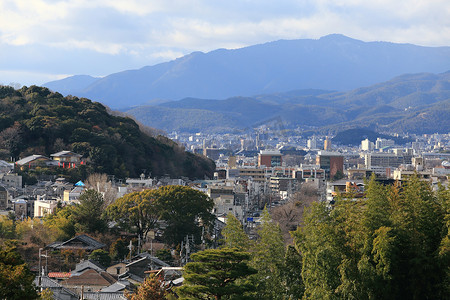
[251,207,286,299]
[72,189,108,234]
[0,244,39,299]
[110,238,129,262]
[282,245,304,300]
[85,173,118,206]
[154,185,215,246]
[177,248,257,300]
[221,213,250,250]
[107,189,159,244]
[89,249,111,267]
[292,175,449,300]
[126,274,167,300]
[43,204,76,241]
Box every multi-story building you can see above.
[258,150,282,167]
[316,151,344,178]
[361,139,375,151]
[375,138,395,149]
[365,152,407,169]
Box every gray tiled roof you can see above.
[82,292,127,300]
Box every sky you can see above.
[1,0,449,86]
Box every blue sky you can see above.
[1,0,449,86]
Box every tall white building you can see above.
[375,138,395,149]
[307,137,317,149]
[361,139,374,151]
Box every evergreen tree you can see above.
[177,248,256,300]
[251,207,286,299]
[282,245,304,299]
[222,213,250,251]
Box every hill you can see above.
[0,85,215,180]
[43,34,450,109]
[124,71,450,134]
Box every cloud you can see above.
[0,0,449,85]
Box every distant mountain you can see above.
[44,75,99,95]
[43,34,450,109]
[125,71,450,134]
[332,128,412,146]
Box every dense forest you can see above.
[0,85,215,180]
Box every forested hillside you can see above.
[125,71,450,134]
[0,85,215,179]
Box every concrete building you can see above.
[375,138,395,149]
[258,150,282,167]
[361,139,375,151]
[34,199,58,218]
[324,137,332,150]
[316,151,344,178]
[365,153,407,169]
[0,186,8,210]
[307,137,318,149]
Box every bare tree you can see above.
[271,182,319,244]
[85,173,118,207]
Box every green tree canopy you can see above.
[292,175,449,300]
[153,185,215,246]
[177,248,257,300]
[251,207,286,299]
[107,189,159,243]
[0,243,39,299]
[72,189,108,234]
[221,213,250,251]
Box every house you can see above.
[124,253,170,280]
[0,160,13,173]
[15,155,51,169]
[63,185,85,202]
[33,276,79,300]
[51,151,83,168]
[46,234,106,252]
[63,269,117,293]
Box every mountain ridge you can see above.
[124,71,450,134]
[43,34,450,109]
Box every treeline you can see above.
[179,175,449,299]
[0,85,215,180]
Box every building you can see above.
[361,139,375,151]
[316,151,344,178]
[34,199,59,218]
[307,137,318,149]
[375,138,395,149]
[324,137,332,150]
[50,151,83,168]
[258,150,282,167]
[0,186,8,210]
[365,153,406,169]
[15,155,51,169]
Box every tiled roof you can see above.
[57,234,106,251]
[82,292,127,300]
[15,155,50,165]
[64,269,116,286]
[51,151,82,157]
[48,272,71,278]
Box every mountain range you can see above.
[124,71,450,134]
[44,34,450,110]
